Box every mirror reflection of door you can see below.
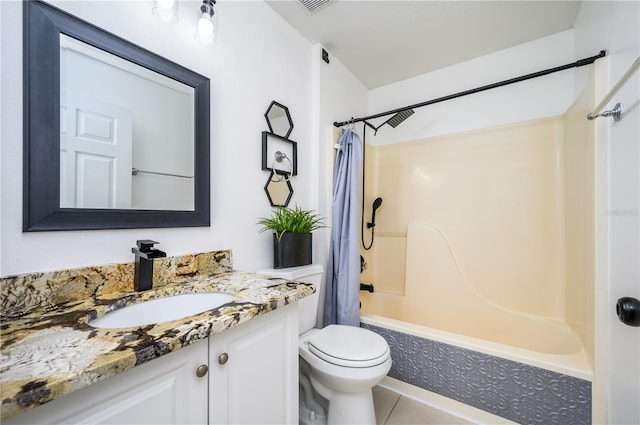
[59,34,195,211]
[60,94,133,208]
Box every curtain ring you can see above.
[271,151,292,181]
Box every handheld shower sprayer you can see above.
[363,197,382,250]
[367,197,383,229]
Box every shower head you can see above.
[385,109,414,128]
[367,197,383,229]
[372,197,383,211]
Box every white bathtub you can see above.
[361,223,592,380]
[360,313,592,424]
[359,223,593,424]
[360,311,591,381]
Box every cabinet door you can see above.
[5,341,208,425]
[209,304,299,425]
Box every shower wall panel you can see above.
[563,70,596,365]
[363,117,567,320]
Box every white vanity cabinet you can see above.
[4,340,209,425]
[209,303,299,424]
[5,304,299,425]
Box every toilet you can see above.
[258,264,391,425]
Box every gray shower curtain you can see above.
[324,128,363,327]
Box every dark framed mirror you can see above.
[264,101,293,138]
[261,132,297,176]
[23,1,210,231]
[264,171,293,207]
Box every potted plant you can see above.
[257,206,327,268]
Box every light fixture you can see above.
[152,0,178,23]
[196,0,218,45]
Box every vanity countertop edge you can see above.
[0,271,314,420]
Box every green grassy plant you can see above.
[257,206,327,240]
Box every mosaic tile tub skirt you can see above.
[362,323,591,425]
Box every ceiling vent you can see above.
[297,0,335,14]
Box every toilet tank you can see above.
[257,264,324,334]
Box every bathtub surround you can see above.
[0,250,315,420]
[363,323,591,424]
[360,108,597,354]
[362,117,572,317]
[358,60,598,424]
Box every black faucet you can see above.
[132,240,167,291]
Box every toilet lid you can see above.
[308,325,390,368]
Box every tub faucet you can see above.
[132,240,166,291]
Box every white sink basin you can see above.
[89,292,234,328]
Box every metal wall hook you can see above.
[587,102,623,121]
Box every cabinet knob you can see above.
[218,352,229,365]
[196,364,208,378]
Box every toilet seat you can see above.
[308,325,390,368]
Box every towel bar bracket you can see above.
[587,102,623,121]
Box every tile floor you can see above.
[373,386,473,425]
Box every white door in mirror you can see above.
[60,93,133,209]
[89,293,234,328]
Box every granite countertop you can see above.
[0,251,314,420]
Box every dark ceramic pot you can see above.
[273,232,312,269]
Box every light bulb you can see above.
[152,0,178,23]
[196,12,216,44]
[198,13,213,36]
[195,0,218,45]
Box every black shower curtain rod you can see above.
[333,50,607,128]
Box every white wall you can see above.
[0,0,315,276]
[368,30,576,145]
[313,44,369,228]
[573,1,640,424]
